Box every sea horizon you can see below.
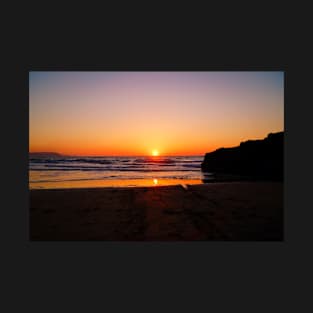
[29,153,204,157]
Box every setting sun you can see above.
[152,150,159,156]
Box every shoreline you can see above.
[29,176,283,190]
[29,178,203,190]
[30,181,284,241]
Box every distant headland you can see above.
[29,152,64,158]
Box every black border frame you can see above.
[4,7,311,311]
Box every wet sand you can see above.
[30,182,283,241]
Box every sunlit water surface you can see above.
[29,156,213,189]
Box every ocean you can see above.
[29,156,213,189]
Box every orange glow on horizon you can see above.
[29,144,219,157]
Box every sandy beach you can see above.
[30,182,283,241]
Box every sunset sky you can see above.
[29,71,284,156]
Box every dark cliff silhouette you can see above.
[201,132,284,181]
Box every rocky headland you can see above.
[201,132,284,181]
